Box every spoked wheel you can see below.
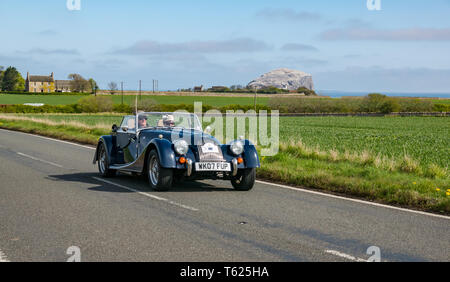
[231,168,256,191]
[147,150,173,191]
[98,143,116,177]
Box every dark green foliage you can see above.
[297,87,317,96]
[256,86,290,94]
[0,91,91,96]
[269,94,435,114]
[112,103,133,113]
[0,67,25,91]
[433,103,450,112]
[0,104,80,113]
[77,96,114,112]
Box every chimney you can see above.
[51,72,54,79]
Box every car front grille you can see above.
[198,145,225,162]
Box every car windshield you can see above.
[137,112,202,131]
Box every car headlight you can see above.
[173,140,189,155]
[230,140,244,155]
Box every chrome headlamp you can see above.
[230,140,244,155]
[173,139,189,155]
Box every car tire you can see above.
[231,168,256,191]
[98,142,117,177]
[147,150,173,191]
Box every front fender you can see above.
[243,142,260,168]
[93,135,115,164]
[149,138,177,168]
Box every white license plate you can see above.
[195,162,231,172]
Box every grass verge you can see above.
[258,142,449,214]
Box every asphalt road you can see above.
[0,128,448,262]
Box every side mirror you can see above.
[204,126,212,134]
[112,124,118,132]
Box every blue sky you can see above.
[1,0,450,92]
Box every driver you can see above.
[163,114,175,127]
[138,115,147,129]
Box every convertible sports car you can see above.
[93,112,260,191]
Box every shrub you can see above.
[0,104,80,113]
[297,87,317,96]
[112,104,133,113]
[379,98,400,114]
[433,103,450,112]
[77,96,113,113]
[138,98,159,111]
[398,99,433,112]
[0,91,91,96]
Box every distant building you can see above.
[55,80,72,92]
[210,86,228,92]
[25,72,72,93]
[193,85,203,92]
[25,72,55,93]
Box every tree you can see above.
[0,66,4,90]
[1,66,25,91]
[108,81,118,95]
[297,87,317,96]
[88,78,99,95]
[68,73,89,92]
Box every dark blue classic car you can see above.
[93,112,260,191]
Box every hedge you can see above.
[0,91,91,96]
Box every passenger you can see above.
[138,115,147,129]
[163,114,175,127]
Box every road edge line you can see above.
[256,180,450,220]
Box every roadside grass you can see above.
[258,141,449,213]
[0,113,448,214]
[0,116,108,145]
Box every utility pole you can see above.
[121,82,124,105]
[139,80,142,101]
[152,79,155,93]
[253,86,257,112]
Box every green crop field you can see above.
[278,116,449,167]
[0,94,269,107]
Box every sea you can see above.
[317,90,450,99]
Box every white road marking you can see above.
[0,249,10,262]
[3,129,448,220]
[92,177,199,212]
[16,152,64,168]
[256,180,450,220]
[325,250,367,262]
[0,128,95,150]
